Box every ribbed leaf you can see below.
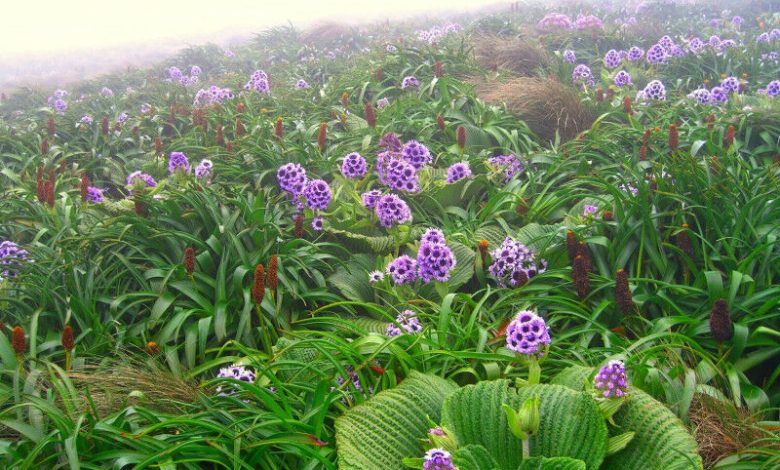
[448,240,476,289]
[517,456,586,470]
[441,381,607,470]
[602,389,703,470]
[328,254,375,302]
[335,371,458,470]
[475,225,508,247]
[453,444,501,470]
[513,223,562,254]
[550,365,593,391]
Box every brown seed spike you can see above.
[44,180,55,208]
[676,224,693,256]
[436,115,445,131]
[457,126,466,150]
[434,61,443,78]
[623,96,633,115]
[572,255,590,299]
[724,125,735,148]
[12,326,25,355]
[364,102,376,128]
[294,214,305,238]
[478,240,489,265]
[566,230,578,263]
[183,247,195,275]
[710,299,733,342]
[576,241,592,273]
[61,325,74,351]
[267,255,279,291]
[274,117,283,139]
[317,122,327,151]
[252,264,265,305]
[668,124,678,151]
[615,269,634,315]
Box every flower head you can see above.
[505,310,551,355]
[215,364,257,396]
[572,64,595,86]
[417,240,456,283]
[126,171,157,191]
[386,255,418,284]
[168,152,190,174]
[361,190,383,210]
[594,360,628,398]
[311,216,324,231]
[401,140,432,170]
[446,162,472,184]
[195,159,214,181]
[295,79,310,89]
[386,309,423,336]
[614,70,632,87]
[277,163,308,197]
[375,194,412,228]
[86,187,104,203]
[368,270,384,284]
[487,154,523,183]
[563,49,576,63]
[488,237,547,287]
[0,241,30,282]
[401,76,420,89]
[341,152,367,179]
[423,448,456,470]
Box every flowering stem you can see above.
[64,350,71,372]
[527,355,540,385]
[522,437,531,459]
[256,305,272,355]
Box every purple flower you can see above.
[378,132,403,152]
[295,79,310,89]
[488,237,547,287]
[302,179,332,210]
[620,183,638,196]
[487,154,523,183]
[766,80,780,97]
[376,97,390,109]
[79,115,93,125]
[190,65,201,76]
[604,49,621,69]
[582,204,598,217]
[53,89,68,98]
[386,255,418,284]
[421,228,446,245]
[423,448,456,470]
[86,187,104,203]
[627,46,644,61]
[341,152,367,179]
[538,13,572,31]
[277,163,308,197]
[195,159,213,181]
[594,360,628,398]
[126,171,157,190]
[417,240,457,283]
[311,216,324,231]
[505,309,551,355]
[646,44,667,64]
[401,76,420,89]
[574,14,603,30]
[563,49,576,63]
[0,241,30,282]
[100,87,114,98]
[709,18,720,28]
[168,152,190,174]
[709,86,728,103]
[386,309,423,336]
[215,364,256,396]
[117,112,128,124]
[168,66,183,80]
[401,140,432,170]
[375,194,412,228]
[614,70,632,87]
[688,37,706,54]
[53,99,67,112]
[572,64,595,86]
[379,155,420,193]
[640,80,666,101]
[194,86,234,106]
[708,35,722,47]
[446,162,472,183]
[731,16,743,27]
[368,270,384,283]
[140,103,152,114]
[720,76,740,93]
[245,70,271,94]
[757,33,771,44]
[361,190,383,210]
[688,88,711,105]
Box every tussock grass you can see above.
[473,35,551,76]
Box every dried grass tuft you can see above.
[474,35,551,76]
[473,76,593,142]
[689,394,774,467]
[302,22,352,45]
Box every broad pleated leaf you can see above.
[441,381,607,470]
[550,365,593,391]
[453,444,501,470]
[602,389,703,470]
[335,371,458,470]
[517,456,586,470]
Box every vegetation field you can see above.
[1,1,779,468]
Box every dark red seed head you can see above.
[47,118,55,137]
[457,125,466,150]
[317,122,327,151]
[155,136,163,154]
[710,299,732,342]
[101,116,109,135]
[183,247,195,275]
[364,102,376,128]
[216,125,224,145]
[41,139,49,154]
[668,124,678,151]
[375,67,383,82]
[252,264,265,305]
[725,125,735,147]
[572,255,590,299]
[274,117,283,139]
[623,96,633,114]
[44,180,54,208]
[566,230,578,263]
[61,325,74,351]
[12,326,25,355]
[595,87,604,102]
[80,173,90,202]
[434,61,443,78]
[615,269,634,315]
[267,255,279,291]
[235,117,244,137]
[436,115,445,131]
[294,214,304,238]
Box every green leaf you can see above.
[550,366,593,391]
[516,456,587,470]
[335,371,458,470]
[606,432,635,455]
[453,444,501,470]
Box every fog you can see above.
[0,0,499,90]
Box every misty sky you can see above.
[2,0,495,59]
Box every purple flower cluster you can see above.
[334,365,371,403]
[401,140,432,170]
[100,87,114,98]
[375,194,413,228]
[376,97,390,109]
[341,152,367,179]
[378,154,420,193]
[277,163,308,197]
[416,23,462,45]
[614,70,632,87]
[311,216,324,231]
[423,449,456,470]
[604,49,622,69]
[720,76,740,93]
[574,14,603,31]
[505,310,551,355]
[386,310,423,336]
[215,364,256,397]
[386,255,418,284]
[0,241,30,282]
[620,183,639,196]
[167,66,199,87]
[361,190,383,210]
[401,76,420,90]
[245,70,271,94]
[446,162,472,184]
[379,132,403,152]
[295,79,310,89]
[368,270,384,283]
[537,13,571,30]
[302,179,332,210]
[47,89,68,112]
[563,49,576,63]
[627,46,644,61]
[764,80,780,97]
[582,204,598,217]
[637,80,666,102]
[168,152,190,174]
[646,44,668,65]
[86,187,104,203]
[195,159,213,181]
[194,85,234,107]
[126,171,157,191]
[594,360,628,398]
[417,228,456,283]
[487,154,523,183]
[79,115,93,125]
[488,237,547,287]
[572,64,595,87]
